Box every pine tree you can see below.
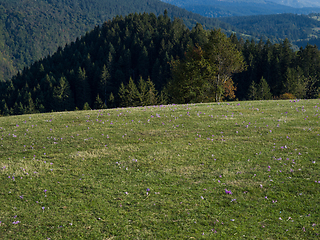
[100,65,110,104]
[138,76,148,106]
[118,82,128,107]
[248,81,258,100]
[94,94,106,109]
[257,77,272,100]
[284,67,306,98]
[305,76,320,99]
[11,102,25,115]
[26,92,36,114]
[159,87,169,105]
[0,99,10,116]
[169,45,208,103]
[146,77,159,105]
[126,77,140,107]
[53,76,75,111]
[138,46,149,80]
[83,102,91,110]
[108,92,115,108]
[75,67,91,109]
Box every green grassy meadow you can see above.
[0,100,320,239]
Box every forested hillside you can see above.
[0,12,207,114]
[222,13,320,49]
[3,0,320,83]
[0,12,319,116]
[0,0,233,81]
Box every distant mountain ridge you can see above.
[269,0,320,8]
[160,0,320,17]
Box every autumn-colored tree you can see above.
[223,79,237,101]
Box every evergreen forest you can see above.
[0,12,319,116]
[222,13,320,49]
[0,0,233,81]
[2,0,320,82]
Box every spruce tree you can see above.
[94,94,106,109]
[146,77,159,105]
[1,100,10,116]
[126,77,140,107]
[100,65,110,105]
[53,76,74,111]
[257,77,272,100]
[26,92,36,114]
[138,77,148,106]
[83,102,91,110]
[248,81,258,100]
[118,82,128,107]
[75,67,91,109]
[108,92,115,108]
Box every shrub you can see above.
[279,93,296,99]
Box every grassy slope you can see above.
[0,99,320,239]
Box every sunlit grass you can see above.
[0,100,319,239]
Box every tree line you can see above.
[234,38,320,100]
[0,12,319,116]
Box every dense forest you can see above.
[0,0,233,81]
[234,39,320,100]
[222,13,320,49]
[3,0,320,83]
[0,12,319,116]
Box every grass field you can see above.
[0,99,319,239]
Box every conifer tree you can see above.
[94,94,106,109]
[53,76,74,111]
[100,65,110,104]
[83,102,91,110]
[169,45,209,103]
[284,67,306,98]
[126,77,140,107]
[108,92,115,108]
[118,82,127,107]
[159,87,169,105]
[0,100,10,116]
[146,77,159,105]
[248,81,258,100]
[138,77,148,106]
[26,92,36,114]
[75,67,91,109]
[257,77,272,100]
[11,102,25,115]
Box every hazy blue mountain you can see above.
[160,0,320,17]
[269,0,320,8]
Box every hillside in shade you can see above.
[0,12,211,114]
[0,0,233,81]
[1,12,320,117]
